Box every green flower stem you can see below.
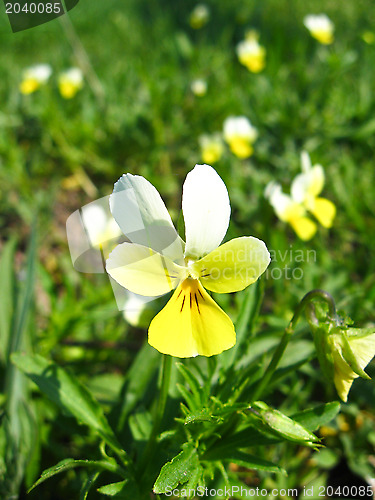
[251,289,336,402]
[138,354,172,478]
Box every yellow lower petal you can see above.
[20,78,40,94]
[309,197,336,228]
[289,216,317,241]
[148,278,236,358]
[239,54,265,73]
[229,138,253,159]
[311,30,334,44]
[59,81,80,99]
[191,237,270,293]
[202,144,223,164]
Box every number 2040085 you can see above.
[318,485,373,497]
[5,2,62,14]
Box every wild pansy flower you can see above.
[199,134,224,164]
[265,182,317,241]
[58,68,84,99]
[303,14,334,45]
[236,30,266,73]
[106,164,270,358]
[191,79,207,97]
[291,152,336,230]
[19,64,52,95]
[189,4,209,30]
[265,152,336,240]
[223,116,258,159]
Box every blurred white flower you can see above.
[303,14,334,44]
[265,181,317,241]
[265,152,336,240]
[291,151,336,228]
[223,116,258,159]
[191,79,207,97]
[58,67,84,99]
[189,4,210,29]
[236,31,266,73]
[19,64,52,94]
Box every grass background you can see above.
[1,0,375,498]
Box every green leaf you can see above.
[292,402,341,431]
[115,343,160,432]
[184,408,220,425]
[97,480,127,496]
[221,450,286,475]
[97,478,139,498]
[176,363,202,407]
[0,238,16,363]
[11,353,127,462]
[80,471,101,500]
[29,458,123,492]
[153,445,201,494]
[177,383,198,412]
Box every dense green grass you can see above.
[1,0,375,498]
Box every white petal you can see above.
[291,173,310,204]
[223,116,258,142]
[182,164,230,259]
[301,151,312,173]
[109,174,184,263]
[291,166,324,204]
[106,242,186,296]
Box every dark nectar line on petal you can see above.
[194,293,200,314]
[180,295,186,312]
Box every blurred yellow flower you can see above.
[291,152,336,229]
[303,14,334,45]
[58,67,84,99]
[19,64,52,95]
[265,152,336,240]
[106,164,270,357]
[191,79,207,97]
[189,4,209,29]
[236,31,266,73]
[199,134,224,164]
[223,116,258,159]
[265,182,317,241]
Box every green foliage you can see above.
[11,353,127,463]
